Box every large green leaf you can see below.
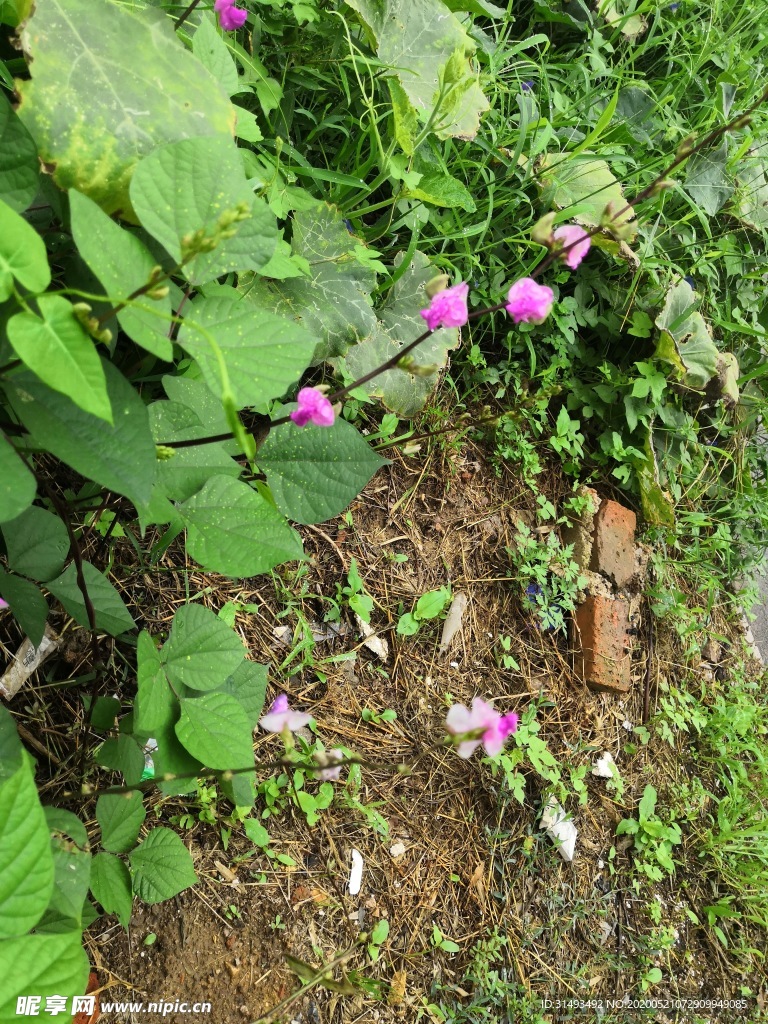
[0,434,36,524]
[177,291,316,408]
[134,631,176,735]
[259,417,387,524]
[684,142,733,217]
[654,280,718,389]
[0,92,39,213]
[0,198,51,301]
[130,136,277,285]
[16,0,236,217]
[340,251,461,416]
[192,14,240,97]
[69,191,173,361]
[0,751,54,938]
[162,604,245,692]
[152,721,202,796]
[181,475,305,577]
[0,932,89,1021]
[242,203,377,362]
[38,836,91,931]
[345,0,489,140]
[222,660,268,728]
[90,853,133,929]
[149,400,240,503]
[7,361,157,513]
[43,807,89,850]
[1,505,69,582]
[0,571,48,647]
[47,560,135,637]
[7,296,111,421]
[0,709,22,785]
[538,152,637,240]
[96,791,146,855]
[94,735,145,786]
[129,828,198,904]
[176,693,254,769]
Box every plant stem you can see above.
[174,0,202,30]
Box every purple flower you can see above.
[259,694,313,734]
[525,583,542,599]
[290,387,335,428]
[505,278,554,325]
[446,697,519,759]
[215,0,248,30]
[553,224,591,269]
[521,81,535,92]
[313,748,344,782]
[0,597,8,610]
[420,282,469,331]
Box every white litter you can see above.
[592,751,617,779]
[0,627,59,701]
[622,719,634,732]
[439,593,468,654]
[347,848,364,895]
[540,798,577,862]
[389,842,406,859]
[356,615,389,662]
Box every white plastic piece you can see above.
[540,798,577,862]
[348,848,364,895]
[0,627,59,701]
[389,842,406,859]
[439,593,468,654]
[356,615,389,662]
[592,751,616,779]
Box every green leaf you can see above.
[346,0,489,140]
[0,709,23,785]
[97,791,146,854]
[16,0,236,217]
[43,807,88,850]
[7,361,157,512]
[176,693,254,769]
[339,251,461,416]
[0,435,36,525]
[39,836,91,930]
[152,722,202,796]
[259,416,387,525]
[1,505,69,582]
[638,784,657,823]
[732,151,768,232]
[406,171,476,212]
[129,828,198,904]
[162,604,245,692]
[48,560,135,637]
[396,612,420,636]
[0,0,34,31]
[90,852,133,929]
[654,280,718,388]
[0,197,51,301]
[89,696,121,733]
[135,631,176,735]
[0,933,89,1022]
[192,14,240,97]
[69,190,173,361]
[0,750,55,937]
[130,136,277,285]
[149,400,240,503]
[684,142,733,217]
[177,291,316,408]
[0,92,39,212]
[180,475,305,577]
[0,571,48,647]
[7,295,111,421]
[538,152,637,241]
[414,587,451,620]
[218,769,255,810]
[242,818,270,847]
[94,735,145,786]
[222,660,268,728]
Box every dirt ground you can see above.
[4,430,766,1024]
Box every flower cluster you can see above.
[215,0,248,31]
[446,697,519,759]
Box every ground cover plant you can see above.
[2,0,768,1020]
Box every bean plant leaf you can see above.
[180,475,305,577]
[0,92,39,212]
[731,151,768,232]
[94,735,145,786]
[7,361,157,513]
[340,251,461,416]
[16,0,236,217]
[162,604,245,692]
[129,828,198,904]
[345,0,489,140]
[152,721,202,796]
[0,933,89,1022]
[47,560,135,637]
[69,190,173,361]
[43,808,89,850]
[7,296,112,421]
[538,152,637,241]
[684,142,733,217]
[149,400,240,503]
[192,14,240,97]
[0,709,22,784]
[259,417,387,525]
[135,631,176,735]
[0,750,54,937]
[0,198,51,301]
[0,571,48,647]
[0,0,34,28]
[176,694,254,769]
[178,291,316,408]
[1,506,69,582]
[654,280,718,389]
[90,852,133,928]
[222,660,268,727]
[130,136,277,285]
[96,791,146,855]
[406,171,476,211]
[0,436,35,525]
[39,836,91,930]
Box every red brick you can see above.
[590,500,637,589]
[572,595,632,693]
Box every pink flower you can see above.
[553,224,591,269]
[215,0,248,31]
[420,282,469,331]
[290,387,335,428]
[505,278,554,325]
[446,697,519,759]
[0,598,8,610]
[259,694,313,734]
[313,748,344,782]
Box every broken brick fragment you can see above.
[590,500,637,589]
[572,595,632,693]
